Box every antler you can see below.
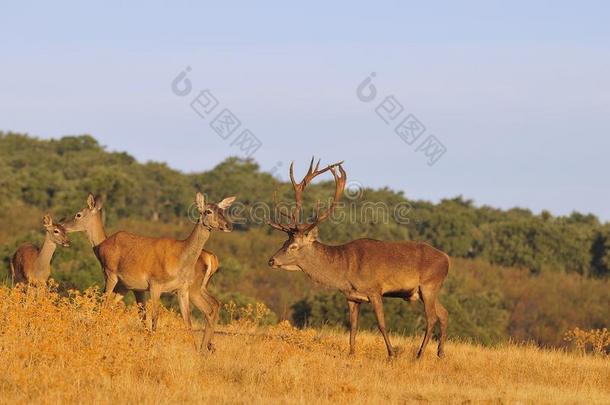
[267,189,294,232]
[302,164,346,232]
[267,157,346,233]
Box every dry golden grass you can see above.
[0,284,609,405]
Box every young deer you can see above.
[267,159,450,359]
[11,214,70,285]
[62,193,233,352]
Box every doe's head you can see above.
[195,192,236,232]
[62,193,103,233]
[43,214,70,247]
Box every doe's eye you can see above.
[76,213,82,218]
[54,230,59,234]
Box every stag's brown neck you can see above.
[180,222,211,268]
[298,242,350,289]
[33,234,57,279]
[87,213,107,247]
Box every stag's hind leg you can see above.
[435,299,448,358]
[417,283,440,359]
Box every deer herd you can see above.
[9,159,450,359]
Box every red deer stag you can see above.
[11,214,70,285]
[62,193,233,352]
[267,159,449,358]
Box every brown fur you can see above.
[62,193,231,352]
[270,234,450,358]
[268,160,450,358]
[10,215,70,285]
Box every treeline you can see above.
[0,132,608,347]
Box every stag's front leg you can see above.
[369,294,395,358]
[347,300,361,355]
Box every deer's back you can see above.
[339,239,449,292]
[96,231,189,289]
[12,243,41,282]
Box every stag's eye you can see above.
[288,243,298,251]
[204,209,213,215]
[76,213,82,218]
[54,230,59,234]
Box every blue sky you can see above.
[1,1,609,220]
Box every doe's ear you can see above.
[43,214,53,230]
[217,196,236,210]
[87,193,96,210]
[196,192,205,212]
[304,226,319,243]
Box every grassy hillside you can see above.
[1,285,608,404]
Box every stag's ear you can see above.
[196,192,205,212]
[87,193,96,210]
[304,226,319,243]
[43,214,53,230]
[217,196,236,210]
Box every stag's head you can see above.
[43,214,70,247]
[62,193,103,233]
[267,158,346,271]
[195,192,236,232]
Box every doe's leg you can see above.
[191,289,220,353]
[177,289,197,350]
[103,271,119,305]
[149,284,162,332]
[134,290,147,326]
[112,284,128,304]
